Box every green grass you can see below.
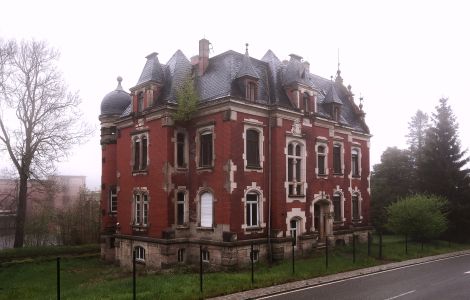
[0,237,468,300]
[0,244,99,264]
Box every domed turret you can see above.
[100,76,131,116]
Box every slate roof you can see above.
[136,52,165,86]
[100,76,131,116]
[121,46,369,133]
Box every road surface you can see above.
[258,253,470,300]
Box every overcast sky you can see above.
[1,0,469,190]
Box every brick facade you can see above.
[100,39,371,270]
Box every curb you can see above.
[208,249,470,300]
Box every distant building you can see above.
[100,39,371,270]
[0,175,86,215]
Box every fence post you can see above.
[133,250,136,300]
[251,242,254,284]
[199,245,203,293]
[56,257,60,300]
[292,237,295,274]
[325,236,328,269]
[367,232,371,257]
[379,232,383,259]
[353,234,356,263]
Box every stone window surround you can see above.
[174,128,189,170]
[332,186,346,223]
[285,137,307,203]
[131,132,149,174]
[243,120,265,172]
[315,138,329,177]
[195,187,217,229]
[195,125,215,169]
[241,182,267,234]
[133,245,146,263]
[286,208,306,240]
[350,187,364,221]
[351,146,362,178]
[173,186,189,227]
[132,187,150,228]
[332,140,345,176]
[109,185,118,214]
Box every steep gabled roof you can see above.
[235,48,260,79]
[324,81,343,104]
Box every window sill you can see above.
[197,166,213,171]
[317,173,327,177]
[352,175,361,179]
[132,224,149,232]
[246,165,262,170]
[176,167,188,172]
[332,173,344,176]
[245,226,262,231]
[197,226,214,231]
[288,194,306,198]
[176,225,189,230]
[132,170,148,176]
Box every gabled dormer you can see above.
[282,54,316,113]
[324,80,343,122]
[235,44,260,101]
[130,52,165,113]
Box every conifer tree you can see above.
[420,98,470,240]
[406,110,429,192]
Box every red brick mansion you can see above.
[99,39,371,269]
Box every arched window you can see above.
[133,191,149,227]
[333,193,342,222]
[132,134,148,172]
[246,192,259,227]
[290,218,300,246]
[317,145,326,175]
[199,130,213,168]
[200,192,213,228]
[134,246,145,262]
[352,194,360,220]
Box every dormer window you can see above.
[334,106,340,122]
[137,92,144,113]
[246,81,257,101]
[303,92,309,112]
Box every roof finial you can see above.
[359,94,364,110]
[337,48,340,72]
[330,75,333,81]
[245,43,249,55]
[116,76,123,91]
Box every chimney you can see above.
[302,61,310,74]
[198,38,210,76]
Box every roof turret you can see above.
[100,76,132,116]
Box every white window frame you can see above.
[133,189,149,227]
[351,147,362,178]
[177,248,185,262]
[202,249,210,262]
[351,188,364,221]
[315,142,329,177]
[175,188,188,227]
[109,186,118,213]
[285,138,307,202]
[241,183,266,233]
[134,246,145,262]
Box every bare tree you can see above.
[0,39,90,247]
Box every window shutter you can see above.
[200,192,213,227]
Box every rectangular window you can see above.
[135,194,141,224]
[141,137,148,169]
[250,250,259,262]
[333,145,341,174]
[109,187,117,213]
[200,132,213,167]
[134,246,145,262]
[352,149,359,177]
[137,92,144,112]
[246,129,260,168]
[200,192,213,228]
[176,132,186,168]
[134,140,141,171]
[352,195,359,220]
[246,193,258,227]
[202,250,210,262]
[317,145,326,175]
[333,195,342,222]
[247,82,256,101]
[176,191,185,226]
[142,194,148,226]
[178,248,185,262]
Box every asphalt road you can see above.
[258,253,470,300]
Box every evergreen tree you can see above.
[371,147,414,231]
[420,98,470,240]
[406,110,429,192]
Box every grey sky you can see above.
[1,0,469,190]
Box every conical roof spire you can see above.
[235,43,259,79]
[324,80,342,104]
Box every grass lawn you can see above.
[0,236,468,300]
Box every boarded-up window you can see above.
[200,192,213,227]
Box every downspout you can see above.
[264,69,273,263]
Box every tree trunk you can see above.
[13,175,28,248]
